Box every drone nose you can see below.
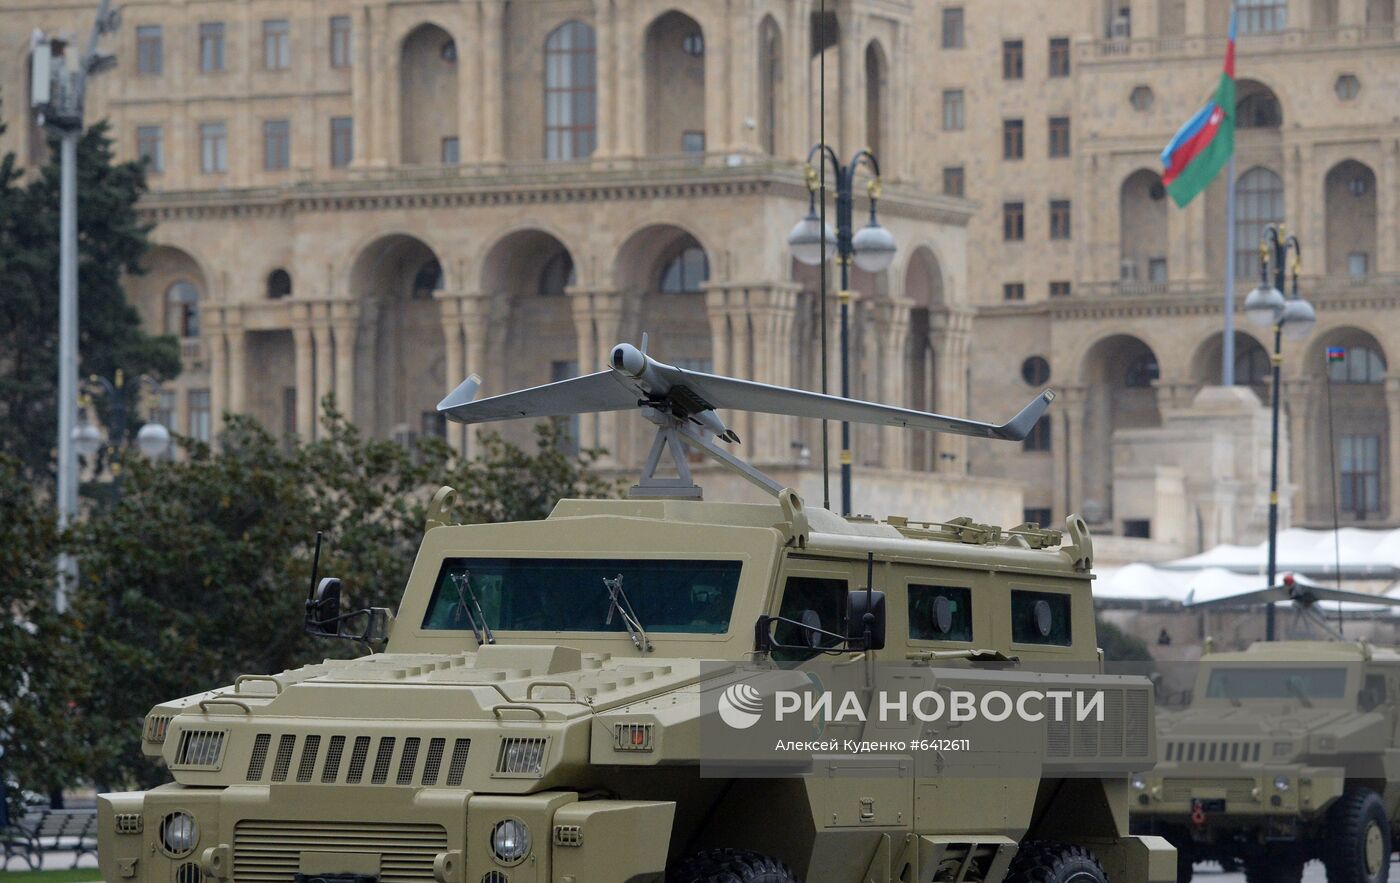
[610,343,647,377]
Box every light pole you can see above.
[788,146,896,516]
[73,371,172,504]
[31,0,120,610]
[1243,224,1315,641]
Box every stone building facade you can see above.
[2,0,1398,552]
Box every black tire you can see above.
[1326,789,1393,883]
[1244,852,1305,883]
[1005,841,1108,883]
[1176,846,1194,883]
[667,848,800,883]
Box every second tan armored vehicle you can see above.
[1131,639,1400,883]
[98,343,1174,883]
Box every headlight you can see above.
[490,819,530,865]
[1131,775,1147,791]
[1274,775,1290,792]
[159,812,198,856]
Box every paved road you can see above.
[1198,855,1400,883]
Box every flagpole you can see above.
[1223,153,1237,386]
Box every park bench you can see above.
[2,807,98,870]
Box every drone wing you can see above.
[1186,583,1400,609]
[677,371,1055,442]
[437,372,638,423]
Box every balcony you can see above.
[1075,272,1400,301]
[1081,24,1399,63]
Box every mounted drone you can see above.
[1185,572,1400,641]
[437,337,1055,500]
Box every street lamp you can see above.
[73,371,171,502]
[788,146,896,516]
[1243,224,1313,640]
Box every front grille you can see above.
[446,739,471,786]
[174,729,226,768]
[421,738,445,786]
[1165,740,1262,763]
[1045,688,1151,760]
[241,733,475,787]
[296,736,321,783]
[247,734,271,781]
[1162,778,1259,803]
[145,715,173,743]
[233,820,446,883]
[322,736,346,783]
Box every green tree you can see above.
[71,407,615,788]
[1096,616,1155,662]
[0,117,180,485]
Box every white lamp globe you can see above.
[851,222,897,273]
[1243,284,1286,328]
[788,211,836,266]
[1280,299,1317,341]
[137,421,172,459]
[73,422,104,458]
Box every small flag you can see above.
[1327,347,1347,363]
[1161,10,1236,207]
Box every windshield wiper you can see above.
[451,571,495,645]
[603,574,652,653]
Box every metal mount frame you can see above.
[630,407,783,500]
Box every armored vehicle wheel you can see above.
[1243,852,1305,883]
[667,848,800,883]
[1005,841,1108,883]
[1175,847,1193,883]
[1325,789,1392,883]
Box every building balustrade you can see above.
[1082,24,1399,62]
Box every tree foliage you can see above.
[0,117,180,485]
[70,406,616,789]
[1096,616,1155,663]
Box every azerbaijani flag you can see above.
[1327,347,1347,363]
[1161,11,1236,207]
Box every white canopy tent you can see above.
[1160,527,1400,580]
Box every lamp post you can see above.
[1242,224,1315,640]
[788,146,896,516]
[73,371,172,504]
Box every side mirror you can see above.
[307,577,342,628]
[846,590,886,651]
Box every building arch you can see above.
[1191,330,1271,399]
[132,245,210,337]
[644,11,706,155]
[1301,327,1390,523]
[758,15,783,156]
[1078,333,1163,530]
[399,23,459,165]
[864,39,888,161]
[1234,166,1284,278]
[544,19,597,161]
[905,246,946,471]
[1324,159,1377,277]
[1236,78,1284,129]
[1119,169,1169,285]
[349,233,448,439]
[266,268,292,299]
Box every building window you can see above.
[263,119,290,170]
[199,22,225,73]
[441,136,459,165]
[1048,37,1071,77]
[1237,91,1282,128]
[1048,116,1070,157]
[943,165,965,197]
[1023,415,1051,452]
[1010,589,1071,646]
[1122,519,1152,539]
[1238,0,1287,34]
[1235,167,1284,277]
[263,19,291,71]
[660,246,709,293]
[1021,356,1051,385]
[1023,508,1053,528]
[136,25,163,75]
[942,8,965,48]
[330,16,352,68]
[682,32,704,56]
[267,269,292,299]
[942,90,965,131]
[188,389,211,443]
[166,281,200,338]
[136,125,164,173]
[199,122,227,173]
[1049,280,1072,298]
[544,21,597,161]
[1148,257,1168,282]
[1003,202,1025,241]
[1003,282,1026,302]
[1349,252,1370,277]
[330,117,353,167]
[1329,346,1386,383]
[1049,199,1072,239]
[413,260,444,300]
[1002,40,1024,79]
[1130,85,1154,111]
[1335,74,1360,100]
[681,130,706,154]
[1002,119,1024,160]
[1340,435,1381,518]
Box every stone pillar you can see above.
[703,284,748,444]
[225,315,247,417]
[875,299,911,469]
[1057,385,1089,522]
[1380,141,1399,274]
[457,3,483,165]
[931,307,972,473]
[311,306,334,438]
[839,14,862,156]
[569,289,626,461]
[368,6,390,167]
[593,0,617,160]
[351,6,373,168]
[727,0,756,154]
[620,3,643,158]
[481,0,506,164]
[788,0,812,160]
[205,310,228,431]
[458,292,497,459]
[1387,377,1400,521]
[1285,379,1313,521]
[436,293,466,456]
[291,305,315,439]
[330,302,359,425]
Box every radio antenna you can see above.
[307,531,323,602]
[818,0,831,511]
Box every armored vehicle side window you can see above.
[1359,674,1386,711]
[422,558,742,634]
[1010,589,1071,646]
[908,584,973,642]
[775,576,848,661]
[1205,666,1347,701]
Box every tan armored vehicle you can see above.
[1131,581,1400,883]
[99,344,1174,883]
